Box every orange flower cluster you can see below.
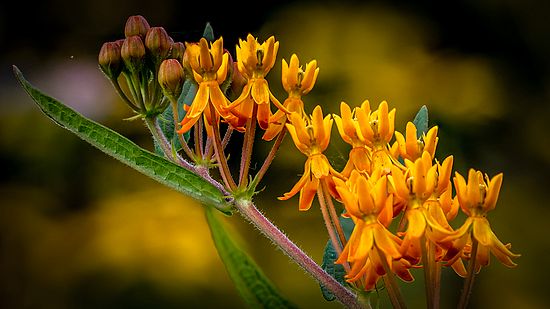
[101,16,520,295]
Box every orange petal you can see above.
[484,173,503,212]
[299,176,319,211]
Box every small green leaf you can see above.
[205,206,297,308]
[14,66,231,215]
[202,22,215,42]
[320,216,355,301]
[412,105,429,139]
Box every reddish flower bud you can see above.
[170,42,186,63]
[145,27,172,63]
[98,41,122,79]
[158,59,185,101]
[121,35,146,73]
[124,15,150,39]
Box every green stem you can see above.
[458,238,479,309]
[110,77,141,112]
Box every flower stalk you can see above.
[235,199,368,309]
[458,238,479,309]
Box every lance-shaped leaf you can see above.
[13,66,232,215]
[205,206,297,308]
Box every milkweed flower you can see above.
[177,37,235,136]
[278,106,342,211]
[394,122,439,161]
[334,100,397,176]
[444,169,520,273]
[334,170,411,290]
[226,34,290,131]
[390,151,455,261]
[333,101,372,177]
[263,54,319,141]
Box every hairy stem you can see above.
[210,105,237,191]
[250,127,287,189]
[239,104,257,187]
[235,199,368,309]
[144,116,228,196]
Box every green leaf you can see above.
[13,65,232,215]
[320,216,355,301]
[412,105,429,139]
[202,22,215,41]
[205,206,297,308]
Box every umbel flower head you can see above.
[177,37,235,136]
[226,34,290,131]
[278,105,342,211]
[263,54,319,141]
[444,169,520,273]
[334,170,412,290]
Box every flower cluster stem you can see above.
[234,199,368,309]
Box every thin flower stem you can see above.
[317,184,344,259]
[239,104,257,187]
[234,199,368,309]
[321,179,347,248]
[421,236,435,309]
[428,240,441,309]
[250,127,287,189]
[194,119,201,157]
[377,247,407,309]
[198,116,205,157]
[168,98,194,160]
[458,238,479,309]
[144,116,229,196]
[111,78,141,112]
[221,127,233,150]
[210,104,237,191]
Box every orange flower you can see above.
[334,100,397,175]
[177,37,235,136]
[333,101,372,177]
[394,122,439,161]
[226,34,290,131]
[390,152,455,260]
[444,169,520,273]
[278,106,342,210]
[334,171,408,289]
[263,54,319,141]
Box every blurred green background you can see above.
[1,0,549,308]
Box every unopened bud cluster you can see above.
[98,15,186,116]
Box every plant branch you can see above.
[235,199,368,309]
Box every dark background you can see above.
[1,0,549,308]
